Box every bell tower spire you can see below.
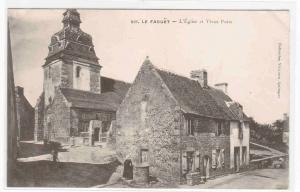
[62,9,81,28]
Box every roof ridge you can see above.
[101,76,131,85]
[60,87,102,95]
[154,66,196,84]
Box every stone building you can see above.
[15,86,35,140]
[34,9,130,145]
[112,58,250,183]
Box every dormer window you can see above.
[76,66,81,78]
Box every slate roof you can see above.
[155,67,248,121]
[60,77,130,111]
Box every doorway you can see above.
[94,127,100,142]
[123,159,133,180]
[203,156,210,179]
[234,147,240,172]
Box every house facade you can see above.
[112,58,250,183]
[15,86,35,141]
[34,9,130,145]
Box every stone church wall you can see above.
[43,60,62,106]
[44,88,71,143]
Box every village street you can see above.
[181,168,288,189]
[13,141,288,189]
[12,141,120,187]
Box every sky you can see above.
[8,9,290,124]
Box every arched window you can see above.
[76,66,81,78]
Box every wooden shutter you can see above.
[211,150,217,168]
[217,150,222,168]
[221,149,225,167]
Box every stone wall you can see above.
[43,60,62,106]
[44,88,71,143]
[71,108,115,136]
[181,132,231,178]
[114,63,182,183]
[89,65,101,93]
[61,60,73,88]
[34,93,44,142]
[15,86,34,140]
[181,115,231,178]
[113,62,233,183]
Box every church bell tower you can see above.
[43,9,102,106]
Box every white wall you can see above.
[230,121,250,169]
[73,61,90,91]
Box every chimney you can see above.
[15,86,24,96]
[190,69,208,88]
[215,83,228,94]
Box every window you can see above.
[48,96,52,104]
[242,146,247,165]
[79,121,89,132]
[187,118,195,136]
[216,121,223,136]
[140,149,149,163]
[212,149,225,169]
[238,122,243,139]
[76,66,81,78]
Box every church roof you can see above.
[60,77,131,111]
[45,9,99,65]
[147,61,249,121]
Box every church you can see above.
[34,9,130,145]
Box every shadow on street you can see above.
[10,160,120,187]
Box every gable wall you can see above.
[114,63,182,182]
[44,88,71,143]
[15,92,34,140]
